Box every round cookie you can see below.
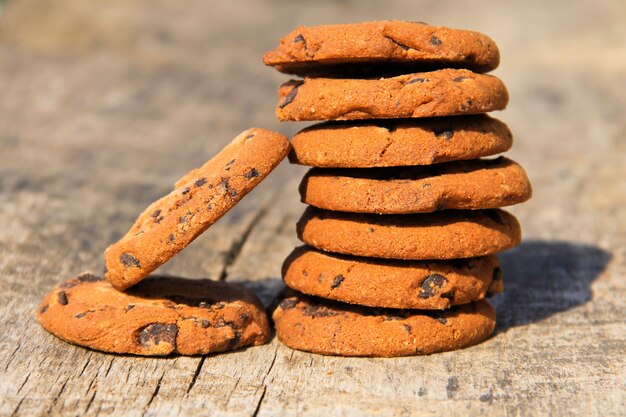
[282,246,503,309]
[272,292,496,357]
[37,272,270,356]
[264,21,500,75]
[276,69,508,121]
[300,157,532,214]
[297,207,521,260]
[104,128,290,290]
[289,115,512,168]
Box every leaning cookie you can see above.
[276,69,508,121]
[297,207,521,260]
[272,291,496,357]
[104,128,290,290]
[300,157,532,214]
[264,21,500,75]
[282,246,503,309]
[289,115,512,168]
[37,273,270,355]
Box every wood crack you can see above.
[251,384,267,417]
[218,205,269,281]
[142,371,165,416]
[186,356,206,393]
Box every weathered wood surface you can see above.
[0,0,624,415]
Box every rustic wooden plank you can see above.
[0,0,624,416]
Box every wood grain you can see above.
[0,0,624,416]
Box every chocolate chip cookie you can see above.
[276,69,508,121]
[282,246,502,309]
[264,21,500,75]
[104,128,290,290]
[297,207,521,259]
[37,273,270,355]
[272,291,496,357]
[300,157,532,214]
[289,115,512,167]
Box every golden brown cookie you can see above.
[282,246,502,309]
[300,157,532,214]
[276,69,508,121]
[289,115,512,167]
[37,273,270,356]
[272,291,496,357]
[297,207,521,260]
[264,21,500,75]
[104,128,290,290]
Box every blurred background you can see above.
[0,1,624,415]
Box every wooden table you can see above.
[0,0,624,415]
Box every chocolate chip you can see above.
[244,134,255,141]
[303,304,339,318]
[120,253,141,269]
[422,183,431,188]
[434,128,455,140]
[436,317,447,324]
[227,330,242,349]
[76,273,102,282]
[219,179,238,197]
[453,77,469,82]
[181,187,190,195]
[440,291,455,301]
[407,78,428,84]
[138,324,178,350]
[59,281,77,289]
[483,209,505,225]
[57,291,68,305]
[74,311,92,319]
[302,270,308,277]
[240,313,249,321]
[168,234,175,242]
[213,302,225,310]
[317,273,324,283]
[244,168,259,179]
[467,98,473,106]
[369,227,375,232]
[155,216,164,223]
[151,209,162,218]
[492,267,502,281]
[384,35,410,50]
[294,34,305,43]
[331,275,345,289]
[194,178,207,187]
[403,324,412,333]
[39,304,49,314]
[179,211,191,224]
[279,81,304,109]
[200,319,210,328]
[125,304,135,312]
[430,36,442,46]
[279,298,297,310]
[225,159,236,170]
[419,274,448,298]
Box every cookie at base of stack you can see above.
[272,291,496,357]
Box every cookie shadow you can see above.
[492,240,612,332]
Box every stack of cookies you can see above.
[264,21,531,356]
